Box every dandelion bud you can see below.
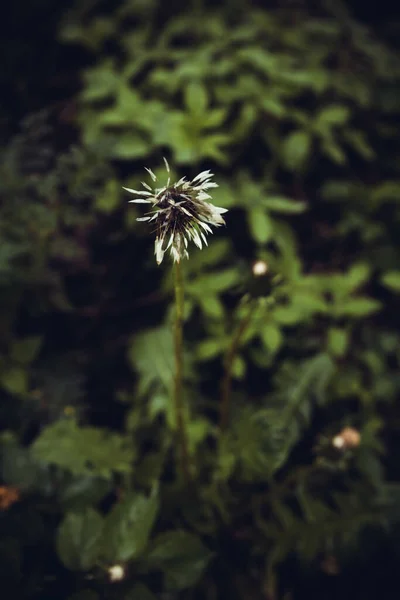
[108,564,125,582]
[252,260,269,276]
[124,158,227,265]
[332,427,361,450]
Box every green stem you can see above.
[219,300,254,431]
[173,261,191,483]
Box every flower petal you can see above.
[123,187,153,196]
[145,167,157,182]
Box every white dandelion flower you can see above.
[123,158,227,265]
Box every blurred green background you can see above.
[1,0,400,598]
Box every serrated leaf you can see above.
[128,326,174,395]
[102,489,159,562]
[31,419,134,477]
[146,530,213,590]
[56,509,104,571]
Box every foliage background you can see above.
[1,0,400,598]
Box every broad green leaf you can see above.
[381,271,400,292]
[10,336,42,365]
[316,105,350,127]
[57,509,104,571]
[187,268,240,294]
[81,62,119,102]
[196,339,224,361]
[261,323,282,353]
[184,82,208,115]
[59,476,111,511]
[146,530,213,590]
[197,295,225,319]
[327,327,349,358]
[32,419,134,477]
[247,207,272,243]
[345,262,371,290]
[128,326,174,394]
[282,130,312,171]
[1,367,28,395]
[102,489,159,562]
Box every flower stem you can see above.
[219,300,254,431]
[173,261,190,483]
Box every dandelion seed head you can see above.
[124,159,227,265]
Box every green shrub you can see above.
[1,1,400,599]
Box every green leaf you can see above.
[336,297,382,317]
[282,130,312,171]
[261,196,307,214]
[381,271,400,292]
[31,419,135,477]
[1,367,28,395]
[146,530,213,590]
[10,336,42,364]
[196,339,224,361]
[56,509,104,571]
[247,207,272,243]
[327,327,349,358]
[110,135,149,159]
[81,62,119,102]
[346,262,371,290]
[184,82,208,115]
[188,268,240,295]
[103,489,159,562]
[321,138,347,165]
[95,179,121,213]
[316,105,350,127]
[128,326,174,395]
[232,355,246,379]
[344,130,375,160]
[261,323,283,353]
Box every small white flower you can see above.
[124,158,227,265]
[108,564,125,582]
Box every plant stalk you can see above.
[173,260,191,483]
